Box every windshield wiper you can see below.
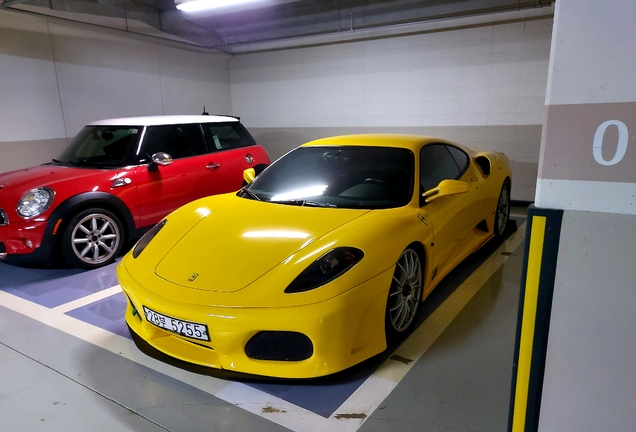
[239,187,261,201]
[67,159,115,167]
[51,158,64,164]
[272,199,337,208]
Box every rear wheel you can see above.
[385,248,423,343]
[61,208,124,269]
[495,180,511,237]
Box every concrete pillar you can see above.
[518,0,636,430]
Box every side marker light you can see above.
[52,219,63,235]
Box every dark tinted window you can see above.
[56,126,140,167]
[446,145,469,175]
[246,146,414,209]
[420,144,460,191]
[141,124,207,161]
[201,122,255,151]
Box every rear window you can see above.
[201,123,256,151]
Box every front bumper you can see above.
[0,220,53,263]
[117,261,393,378]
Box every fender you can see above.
[44,192,137,244]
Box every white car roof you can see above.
[88,115,239,127]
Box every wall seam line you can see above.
[46,19,69,141]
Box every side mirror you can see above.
[148,152,172,172]
[243,168,256,184]
[422,179,469,204]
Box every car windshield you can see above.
[54,126,140,167]
[244,146,414,209]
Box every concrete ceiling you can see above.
[0,0,552,53]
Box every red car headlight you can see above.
[16,187,55,218]
[285,247,364,294]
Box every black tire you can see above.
[385,247,424,343]
[60,208,124,269]
[494,180,511,237]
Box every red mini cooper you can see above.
[0,115,270,269]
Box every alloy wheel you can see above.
[388,249,423,333]
[496,182,511,236]
[70,213,121,265]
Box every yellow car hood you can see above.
[155,198,369,293]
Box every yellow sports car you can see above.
[117,134,511,378]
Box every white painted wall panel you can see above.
[157,46,232,116]
[49,22,165,135]
[547,2,636,105]
[0,13,66,141]
[230,18,553,129]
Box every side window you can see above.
[202,123,256,151]
[446,145,469,176]
[420,144,460,192]
[141,124,207,161]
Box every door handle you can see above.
[206,163,220,170]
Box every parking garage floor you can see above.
[0,208,527,432]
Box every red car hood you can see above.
[0,165,122,216]
[0,165,109,191]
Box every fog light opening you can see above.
[245,331,313,361]
[25,239,33,248]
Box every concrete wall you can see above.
[536,0,636,430]
[0,10,232,173]
[230,16,554,201]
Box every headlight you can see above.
[285,247,364,293]
[133,219,167,258]
[16,187,55,218]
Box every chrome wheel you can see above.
[495,182,511,236]
[70,213,121,265]
[387,249,423,333]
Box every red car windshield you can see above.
[54,126,141,168]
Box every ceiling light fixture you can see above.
[176,0,264,12]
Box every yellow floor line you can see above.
[512,216,546,432]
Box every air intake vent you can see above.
[245,331,313,361]
[0,209,8,226]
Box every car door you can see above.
[134,123,224,227]
[418,143,476,282]
[200,122,266,192]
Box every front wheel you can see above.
[61,208,124,269]
[385,248,423,343]
[494,180,511,237]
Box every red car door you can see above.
[134,124,225,227]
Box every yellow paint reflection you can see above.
[243,230,310,239]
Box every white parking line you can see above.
[0,290,231,396]
[53,285,123,314]
[0,222,525,432]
